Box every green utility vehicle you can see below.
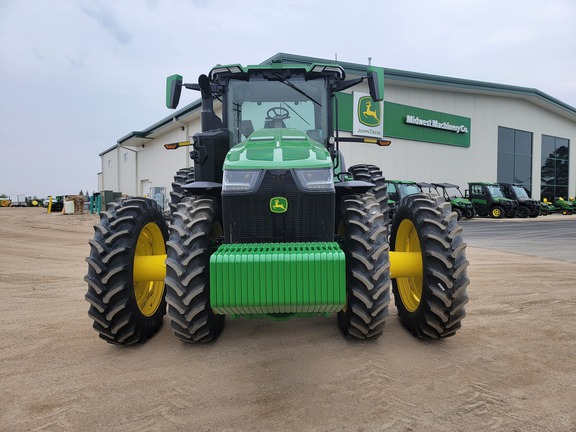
[467,182,518,218]
[498,183,539,218]
[431,183,475,220]
[85,61,469,345]
[383,179,423,218]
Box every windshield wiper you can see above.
[274,73,322,106]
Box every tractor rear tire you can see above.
[349,164,389,214]
[337,194,391,340]
[165,196,225,343]
[390,194,469,339]
[85,197,168,345]
[169,167,195,216]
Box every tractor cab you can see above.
[166,63,389,184]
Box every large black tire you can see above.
[390,194,469,339]
[165,196,225,343]
[168,167,195,215]
[462,207,475,219]
[517,206,530,218]
[337,194,391,340]
[348,164,389,215]
[85,197,168,345]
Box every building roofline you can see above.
[115,99,203,148]
[267,52,576,117]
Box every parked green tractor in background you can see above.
[539,198,557,215]
[85,61,469,345]
[553,197,574,215]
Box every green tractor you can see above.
[467,182,518,218]
[85,61,469,345]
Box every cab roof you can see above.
[209,62,346,82]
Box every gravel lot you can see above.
[1,207,575,432]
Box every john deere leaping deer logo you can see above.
[358,96,381,127]
[270,197,288,213]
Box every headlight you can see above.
[222,169,264,194]
[293,168,334,192]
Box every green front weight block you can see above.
[210,242,346,315]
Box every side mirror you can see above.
[166,74,183,109]
[367,66,384,102]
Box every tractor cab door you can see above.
[469,184,489,215]
[386,183,400,201]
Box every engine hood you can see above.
[224,128,332,170]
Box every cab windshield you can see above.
[512,185,529,198]
[487,185,504,198]
[225,77,329,146]
[445,186,464,198]
[399,183,422,196]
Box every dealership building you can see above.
[98,52,576,205]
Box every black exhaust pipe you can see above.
[198,74,215,131]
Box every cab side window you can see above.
[471,185,484,195]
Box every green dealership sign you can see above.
[336,95,471,148]
[385,102,470,147]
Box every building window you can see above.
[541,135,570,200]
[107,160,111,168]
[124,153,128,162]
[497,126,533,194]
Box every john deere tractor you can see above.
[85,61,469,345]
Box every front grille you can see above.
[222,170,335,243]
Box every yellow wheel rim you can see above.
[134,222,166,317]
[395,219,422,312]
[492,208,501,217]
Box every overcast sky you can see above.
[1,0,575,198]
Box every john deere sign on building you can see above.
[385,102,471,147]
[337,95,470,148]
[353,92,384,138]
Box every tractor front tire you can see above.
[337,194,391,340]
[85,197,168,345]
[165,196,224,343]
[390,194,469,339]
